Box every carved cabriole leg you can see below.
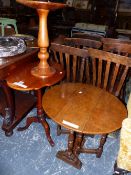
[0,80,15,136]
[56,131,82,169]
[17,117,38,131]
[96,134,107,158]
[17,89,54,147]
[37,89,55,147]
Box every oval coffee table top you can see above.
[43,83,127,134]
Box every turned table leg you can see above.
[73,133,83,156]
[96,134,107,158]
[0,80,15,136]
[56,131,82,169]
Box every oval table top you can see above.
[42,83,127,134]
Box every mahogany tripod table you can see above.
[6,61,65,146]
[42,83,127,169]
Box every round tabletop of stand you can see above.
[43,82,127,134]
[16,0,66,10]
[6,62,65,91]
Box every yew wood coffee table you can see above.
[42,82,127,169]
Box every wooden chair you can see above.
[72,32,104,41]
[63,37,102,49]
[102,38,131,101]
[102,38,131,57]
[49,43,131,157]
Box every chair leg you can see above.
[14,23,18,34]
[57,124,70,136]
[96,134,107,158]
[2,24,4,36]
[57,125,62,136]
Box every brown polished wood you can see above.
[102,38,131,56]
[6,61,64,91]
[6,60,65,146]
[43,43,131,169]
[0,48,38,136]
[50,42,131,135]
[50,43,131,96]
[43,83,127,134]
[51,38,102,135]
[102,38,131,100]
[16,0,66,78]
[0,48,38,79]
[43,83,127,169]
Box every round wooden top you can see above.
[42,83,127,134]
[6,62,65,91]
[16,0,66,10]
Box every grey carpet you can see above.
[0,108,130,175]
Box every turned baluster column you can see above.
[31,9,55,77]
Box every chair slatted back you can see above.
[50,43,88,83]
[88,48,131,96]
[50,43,131,97]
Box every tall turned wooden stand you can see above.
[16,0,66,78]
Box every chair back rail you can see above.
[102,38,131,56]
[50,43,131,97]
[64,37,102,49]
[72,32,104,41]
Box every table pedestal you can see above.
[56,131,107,169]
[18,89,54,146]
